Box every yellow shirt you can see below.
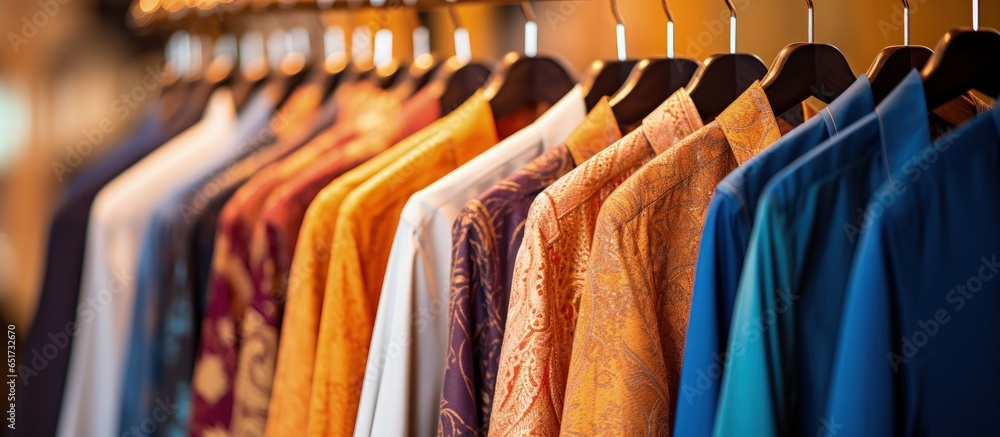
[489,89,704,437]
[560,82,782,436]
[264,88,451,437]
[306,91,553,436]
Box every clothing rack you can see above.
[129,0,567,31]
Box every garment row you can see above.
[20,60,1000,437]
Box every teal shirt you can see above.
[714,71,941,436]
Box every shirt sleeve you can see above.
[119,208,171,435]
[675,188,751,436]
[438,210,485,436]
[560,209,672,436]
[355,219,420,436]
[308,210,376,436]
[714,196,796,437]
[490,207,562,437]
[824,218,896,437]
[265,194,338,437]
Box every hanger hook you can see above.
[611,0,626,61]
[447,6,472,64]
[410,10,431,63]
[661,0,674,58]
[724,0,736,53]
[520,2,538,57]
[901,0,910,45]
[805,0,814,43]
[973,0,979,31]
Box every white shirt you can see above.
[354,86,586,437]
[57,88,238,437]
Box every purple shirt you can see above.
[438,100,622,435]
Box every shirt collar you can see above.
[714,81,783,165]
[820,75,875,138]
[875,70,934,180]
[640,87,704,155]
[567,96,622,165]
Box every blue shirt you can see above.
[714,71,942,436]
[675,76,875,437]
[826,99,1000,436]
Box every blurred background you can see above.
[0,0,997,330]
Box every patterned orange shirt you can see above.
[489,89,704,437]
[560,82,783,436]
[264,85,452,437]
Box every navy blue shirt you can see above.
[826,99,1000,436]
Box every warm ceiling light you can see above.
[139,0,160,13]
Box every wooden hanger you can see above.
[922,1,1000,111]
[579,0,638,110]
[160,31,196,125]
[480,2,576,119]
[402,12,445,93]
[387,13,445,96]
[867,0,933,103]
[760,0,855,117]
[608,0,699,128]
[686,0,768,122]
[228,30,272,109]
[266,27,315,109]
[371,23,413,90]
[436,6,493,114]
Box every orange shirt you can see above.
[307,91,547,436]
[560,82,783,436]
[264,86,452,437]
[489,89,704,436]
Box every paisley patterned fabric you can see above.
[438,100,621,437]
[560,82,782,436]
[489,89,704,437]
[189,82,388,435]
